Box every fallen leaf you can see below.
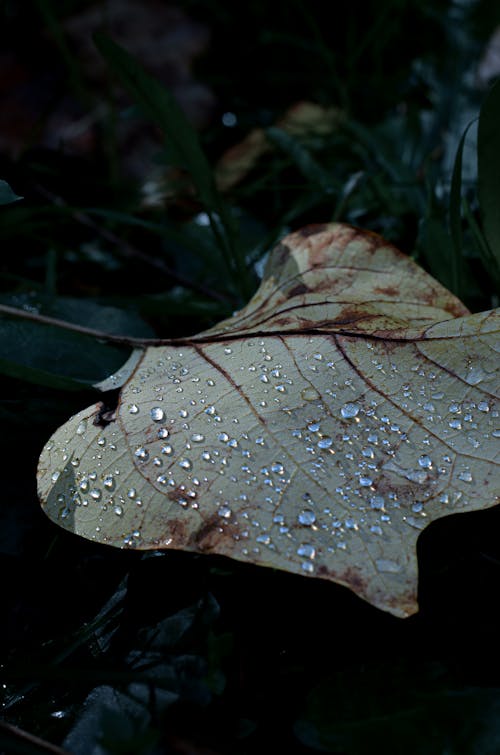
[37,224,499,617]
[215,101,343,192]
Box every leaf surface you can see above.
[37,224,499,617]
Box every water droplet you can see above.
[369,495,385,510]
[477,401,490,413]
[297,543,316,558]
[179,459,192,470]
[127,488,137,499]
[76,421,87,435]
[113,505,123,516]
[256,533,271,545]
[219,432,229,442]
[298,510,316,526]
[134,447,149,461]
[161,444,173,455]
[458,470,473,483]
[191,433,205,443]
[271,462,284,474]
[205,405,216,415]
[341,403,360,419]
[449,419,462,429]
[218,505,232,518]
[465,366,486,385]
[376,559,400,573]
[180,409,189,418]
[103,475,115,490]
[51,471,60,483]
[90,489,101,501]
[224,347,233,355]
[412,502,424,513]
[128,404,139,414]
[370,525,383,535]
[301,387,320,401]
[359,476,373,487]
[301,561,315,574]
[151,407,165,422]
[418,455,432,469]
[318,437,333,450]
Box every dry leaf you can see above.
[37,224,499,617]
[215,102,343,192]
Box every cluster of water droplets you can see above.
[42,328,498,582]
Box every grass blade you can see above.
[93,32,251,297]
[477,76,500,276]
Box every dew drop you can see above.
[128,404,139,414]
[359,476,373,487]
[90,489,101,501]
[191,433,205,443]
[297,543,316,559]
[477,401,490,413]
[341,402,360,419]
[134,447,149,461]
[256,534,271,546]
[376,559,400,573]
[458,470,473,483]
[298,510,316,526]
[113,505,123,516]
[218,505,232,519]
[301,386,320,402]
[301,561,315,574]
[449,419,462,430]
[51,471,61,483]
[76,421,87,435]
[151,407,165,422]
[318,436,333,450]
[158,428,169,439]
[103,475,115,490]
[369,495,385,510]
[179,409,189,418]
[127,488,137,499]
[179,459,192,471]
[418,455,432,469]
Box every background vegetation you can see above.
[1,1,500,752]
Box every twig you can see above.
[0,720,71,755]
[35,185,232,305]
[0,303,161,347]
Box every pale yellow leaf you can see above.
[37,224,499,617]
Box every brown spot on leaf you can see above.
[288,283,309,297]
[374,285,400,297]
[297,224,329,238]
[190,513,240,553]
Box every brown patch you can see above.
[288,283,309,297]
[168,487,190,504]
[337,566,366,593]
[374,285,400,297]
[272,242,291,266]
[190,512,239,552]
[297,224,329,238]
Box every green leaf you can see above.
[0,180,22,206]
[449,121,476,296]
[0,295,154,389]
[477,77,500,276]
